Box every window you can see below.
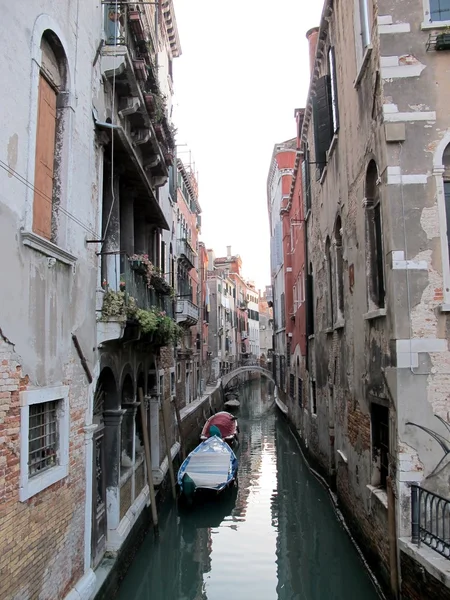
[307,263,315,336]
[334,217,344,321]
[311,380,317,415]
[33,35,68,242]
[287,339,291,368]
[289,374,295,399]
[358,0,371,49]
[302,146,312,213]
[429,0,450,21]
[328,47,339,134]
[158,373,164,398]
[326,237,334,328]
[312,75,333,176]
[365,161,385,310]
[298,378,303,407]
[170,369,175,396]
[371,403,389,489]
[20,386,69,501]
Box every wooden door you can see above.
[33,74,57,240]
[92,426,107,568]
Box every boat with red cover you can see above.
[200,411,239,445]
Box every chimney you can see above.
[226,245,231,259]
[306,27,320,74]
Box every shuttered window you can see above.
[33,74,57,240]
[430,0,450,21]
[328,47,339,134]
[312,75,333,175]
[302,146,311,213]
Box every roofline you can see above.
[300,0,333,145]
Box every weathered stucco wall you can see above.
[0,2,102,598]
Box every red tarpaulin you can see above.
[201,412,237,440]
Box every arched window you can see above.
[365,160,385,310]
[334,216,344,321]
[325,237,334,327]
[33,32,68,242]
[443,145,450,263]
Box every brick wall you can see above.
[400,551,450,600]
[0,333,86,600]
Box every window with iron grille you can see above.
[371,403,389,489]
[20,385,69,502]
[311,380,317,415]
[287,339,291,367]
[289,374,295,399]
[28,401,59,476]
[298,378,303,407]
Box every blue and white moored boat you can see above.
[177,435,238,503]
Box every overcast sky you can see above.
[173,0,323,291]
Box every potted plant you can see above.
[436,27,450,51]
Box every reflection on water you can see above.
[116,380,379,600]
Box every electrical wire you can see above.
[0,159,97,236]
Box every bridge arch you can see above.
[222,365,276,388]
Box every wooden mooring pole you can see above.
[138,387,158,529]
[161,396,177,500]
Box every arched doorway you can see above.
[92,366,118,568]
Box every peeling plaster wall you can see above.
[0,2,102,599]
[299,0,450,590]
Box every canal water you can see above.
[116,380,379,600]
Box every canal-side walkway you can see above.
[115,380,381,600]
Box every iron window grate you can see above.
[28,400,59,476]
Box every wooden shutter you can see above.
[33,75,57,240]
[312,75,333,174]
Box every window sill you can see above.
[21,230,77,266]
[327,134,338,161]
[308,334,315,340]
[334,318,345,330]
[421,20,450,30]
[367,484,388,509]
[20,464,68,502]
[439,303,450,313]
[363,308,386,321]
[354,45,373,88]
[324,327,334,334]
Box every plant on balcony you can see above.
[129,305,183,345]
[129,253,154,285]
[101,290,128,321]
[436,28,450,51]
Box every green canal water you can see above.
[116,380,380,600]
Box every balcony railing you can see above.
[177,239,196,270]
[100,251,174,318]
[411,484,450,559]
[176,299,199,326]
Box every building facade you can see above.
[0,2,102,599]
[267,140,296,399]
[175,159,201,406]
[290,0,450,596]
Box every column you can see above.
[149,395,160,470]
[103,409,125,532]
[120,189,134,257]
[122,402,140,502]
[102,172,121,290]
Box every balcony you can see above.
[100,5,175,187]
[176,299,199,326]
[98,251,174,344]
[177,239,196,270]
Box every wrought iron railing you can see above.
[177,239,196,269]
[100,251,173,317]
[411,484,450,559]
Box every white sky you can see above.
[173,0,324,291]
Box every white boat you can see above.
[177,436,238,503]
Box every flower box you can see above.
[154,123,166,143]
[130,259,147,274]
[144,93,155,114]
[128,10,145,41]
[436,33,450,51]
[133,59,147,82]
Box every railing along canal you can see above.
[411,484,450,559]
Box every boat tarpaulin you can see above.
[201,411,237,440]
[177,436,238,491]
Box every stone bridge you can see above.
[221,365,276,388]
